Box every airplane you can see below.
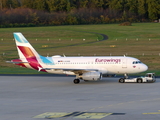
[7,32,148,84]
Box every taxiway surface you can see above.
[0,75,160,120]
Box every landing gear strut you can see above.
[119,74,129,83]
[73,79,80,84]
[124,73,129,79]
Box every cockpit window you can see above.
[133,61,142,64]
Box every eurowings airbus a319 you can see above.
[7,32,148,84]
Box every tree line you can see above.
[0,0,160,27]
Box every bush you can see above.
[119,22,132,26]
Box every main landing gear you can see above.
[73,79,80,84]
[73,74,81,84]
[73,79,89,84]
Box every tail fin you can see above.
[13,32,39,59]
[12,33,53,72]
[13,32,45,71]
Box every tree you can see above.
[54,0,71,12]
[146,0,160,20]
[108,0,124,11]
[32,0,46,11]
[45,0,56,12]
[137,0,146,18]
[21,0,34,8]
[76,0,88,8]
[126,0,138,14]
[0,0,20,9]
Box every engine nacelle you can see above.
[81,71,102,81]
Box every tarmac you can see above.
[0,75,160,120]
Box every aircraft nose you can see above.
[141,64,148,72]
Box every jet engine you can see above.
[80,71,102,81]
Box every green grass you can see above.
[1,23,160,75]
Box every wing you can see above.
[42,68,99,74]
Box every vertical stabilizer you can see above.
[13,32,46,71]
[13,32,39,59]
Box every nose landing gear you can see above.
[119,74,129,83]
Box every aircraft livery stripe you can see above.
[14,33,28,43]
[18,46,46,72]
[18,46,35,58]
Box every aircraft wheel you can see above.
[137,78,142,83]
[119,78,124,83]
[74,79,80,84]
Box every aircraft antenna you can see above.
[63,54,66,57]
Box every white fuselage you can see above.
[40,56,148,75]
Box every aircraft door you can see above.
[122,58,127,68]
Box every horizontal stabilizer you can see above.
[6,61,29,64]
